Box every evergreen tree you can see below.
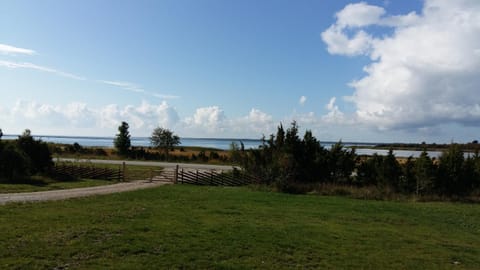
[438,144,465,195]
[414,151,435,195]
[400,156,416,193]
[381,149,401,190]
[114,122,131,156]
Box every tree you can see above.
[114,122,131,156]
[0,128,3,140]
[0,144,30,181]
[438,144,466,195]
[150,127,180,159]
[414,151,435,195]
[17,129,53,174]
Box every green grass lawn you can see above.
[0,185,479,269]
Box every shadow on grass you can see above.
[0,174,83,187]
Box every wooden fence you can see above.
[173,167,258,186]
[51,163,124,181]
[51,162,258,186]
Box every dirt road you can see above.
[58,158,238,171]
[0,180,169,205]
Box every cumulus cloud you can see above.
[299,96,307,106]
[184,106,227,134]
[0,44,35,55]
[232,108,275,136]
[322,0,480,131]
[322,97,346,124]
[0,100,181,136]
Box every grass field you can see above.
[0,185,479,269]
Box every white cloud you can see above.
[322,97,346,124]
[335,2,386,28]
[99,80,145,93]
[299,96,307,106]
[321,26,373,56]
[0,60,85,80]
[233,108,275,135]
[1,100,181,136]
[0,44,35,55]
[152,93,181,99]
[99,80,180,100]
[323,0,480,131]
[184,106,226,133]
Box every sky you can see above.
[1,0,479,143]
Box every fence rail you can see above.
[51,162,258,186]
[173,167,258,186]
[51,163,123,181]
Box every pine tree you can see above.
[114,122,131,156]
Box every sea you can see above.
[1,134,445,158]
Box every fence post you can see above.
[174,165,179,184]
[122,162,126,182]
[181,168,184,184]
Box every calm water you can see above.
[2,134,447,158]
[2,135,264,150]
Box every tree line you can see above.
[2,122,480,199]
[232,122,480,197]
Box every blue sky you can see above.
[1,0,479,143]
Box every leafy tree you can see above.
[17,129,53,174]
[150,127,180,159]
[114,122,131,156]
[0,128,3,140]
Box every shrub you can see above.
[0,143,31,181]
[16,130,53,174]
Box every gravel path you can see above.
[58,158,238,171]
[0,180,170,205]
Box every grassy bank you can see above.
[1,185,479,269]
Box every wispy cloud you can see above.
[0,60,85,80]
[152,93,180,99]
[99,80,180,99]
[99,80,145,93]
[0,43,36,55]
[1,43,178,100]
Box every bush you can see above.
[0,130,53,182]
[16,130,53,174]
[0,143,31,181]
